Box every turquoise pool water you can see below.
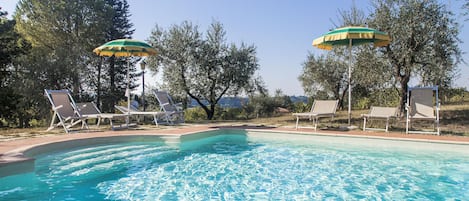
[0,131,468,200]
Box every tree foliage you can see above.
[148,21,260,120]
[97,0,136,112]
[14,0,111,93]
[299,53,348,108]
[6,0,135,127]
[300,5,368,110]
[333,4,367,27]
[368,0,461,112]
[0,8,30,127]
[302,0,461,114]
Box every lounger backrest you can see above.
[77,102,100,115]
[369,106,397,117]
[46,90,77,118]
[410,88,435,118]
[154,90,179,112]
[311,100,339,114]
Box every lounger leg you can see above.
[76,119,88,130]
[153,114,158,126]
[47,112,58,131]
[97,117,101,128]
[295,117,299,130]
[83,120,89,130]
[406,118,409,134]
[60,117,71,134]
[385,118,389,132]
[363,117,367,131]
[313,117,318,131]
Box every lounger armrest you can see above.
[362,114,395,118]
[175,102,183,110]
[81,114,100,118]
[293,112,334,117]
[63,115,83,121]
[53,105,64,111]
[292,112,311,116]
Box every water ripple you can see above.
[1,134,468,200]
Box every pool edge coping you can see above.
[242,128,469,146]
[0,128,219,178]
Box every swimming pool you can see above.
[0,130,468,200]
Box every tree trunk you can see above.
[206,109,214,120]
[97,58,102,109]
[398,74,410,117]
[339,88,347,110]
[109,57,115,112]
[187,94,215,120]
[199,104,214,120]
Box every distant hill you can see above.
[189,96,308,108]
[290,96,308,104]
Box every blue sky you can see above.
[2,0,468,95]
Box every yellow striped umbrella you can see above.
[93,39,157,57]
[312,26,390,125]
[93,39,157,124]
[312,26,390,50]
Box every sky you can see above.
[2,0,468,96]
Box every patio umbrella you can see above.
[312,26,390,126]
[93,39,157,123]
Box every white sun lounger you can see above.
[362,106,398,132]
[115,105,167,126]
[76,102,128,129]
[292,100,339,130]
[153,90,185,125]
[44,89,88,133]
[406,86,440,135]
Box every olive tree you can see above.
[299,53,348,109]
[369,0,461,112]
[148,21,260,120]
[300,5,369,110]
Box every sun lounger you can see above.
[292,100,339,130]
[361,106,398,132]
[406,86,440,135]
[114,105,167,126]
[76,102,128,129]
[153,90,185,124]
[44,89,88,133]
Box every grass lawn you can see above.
[1,102,469,141]
[246,102,469,137]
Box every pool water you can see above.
[1,131,468,200]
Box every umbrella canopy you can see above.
[312,26,390,126]
[313,26,390,50]
[93,39,157,57]
[93,39,157,125]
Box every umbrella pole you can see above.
[348,39,352,126]
[126,59,131,126]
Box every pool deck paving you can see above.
[1,123,469,177]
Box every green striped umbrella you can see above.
[94,39,157,124]
[312,26,390,126]
[93,39,157,57]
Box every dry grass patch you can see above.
[1,102,469,141]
